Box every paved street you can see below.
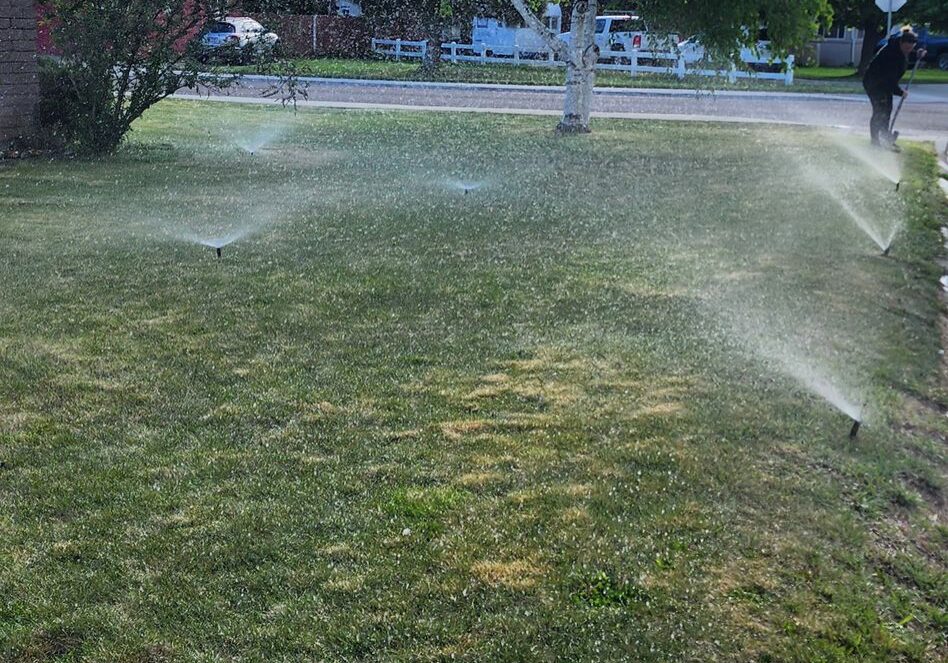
[175,77,948,141]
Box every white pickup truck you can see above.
[559,15,677,54]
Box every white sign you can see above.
[875,0,907,12]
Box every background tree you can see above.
[510,0,831,134]
[829,0,948,75]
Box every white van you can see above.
[471,4,562,57]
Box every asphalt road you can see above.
[175,77,948,141]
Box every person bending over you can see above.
[862,29,925,151]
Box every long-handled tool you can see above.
[888,56,922,143]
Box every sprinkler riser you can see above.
[849,419,861,439]
[216,247,222,259]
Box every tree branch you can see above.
[508,0,565,56]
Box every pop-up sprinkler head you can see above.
[882,245,891,257]
[895,180,901,192]
[849,418,861,439]
[216,247,222,259]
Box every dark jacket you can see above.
[863,37,907,97]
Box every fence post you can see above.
[313,14,324,55]
[629,49,638,77]
[480,43,487,64]
[728,62,737,83]
[513,44,520,65]
[676,53,685,79]
[395,39,401,61]
[450,42,457,63]
[785,54,795,86]
[421,40,427,60]
[548,47,555,64]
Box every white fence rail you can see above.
[370,38,795,85]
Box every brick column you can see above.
[0,0,39,145]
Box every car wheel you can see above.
[939,52,948,71]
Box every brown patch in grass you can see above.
[0,410,36,434]
[457,471,503,488]
[324,572,365,592]
[440,419,492,440]
[562,483,592,497]
[632,402,685,417]
[126,644,175,663]
[318,542,353,559]
[14,628,84,662]
[472,558,545,590]
[561,505,591,524]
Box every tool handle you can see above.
[889,58,922,133]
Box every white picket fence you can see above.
[371,38,795,85]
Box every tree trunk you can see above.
[857,19,883,76]
[421,20,442,73]
[557,0,598,134]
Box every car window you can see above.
[595,19,606,34]
[610,19,645,33]
[206,22,235,34]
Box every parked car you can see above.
[198,17,279,63]
[876,27,948,70]
[677,27,781,71]
[559,14,677,54]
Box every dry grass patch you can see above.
[440,419,493,441]
[471,558,546,590]
[456,471,503,488]
[561,505,592,525]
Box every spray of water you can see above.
[153,180,321,253]
[717,304,866,423]
[800,160,901,253]
[826,131,902,185]
[445,178,486,194]
[231,122,290,155]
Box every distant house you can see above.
[812,24,865,67]
[335,1,362,17]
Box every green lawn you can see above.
[1,102,946,661]
[226,56,948,93]
[798,65,948,84]
[225,57,865,94]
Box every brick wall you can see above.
[0,0,39,144]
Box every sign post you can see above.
[875,0,909,37]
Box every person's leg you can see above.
[868,94,889,145]
[879,94,894,143]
